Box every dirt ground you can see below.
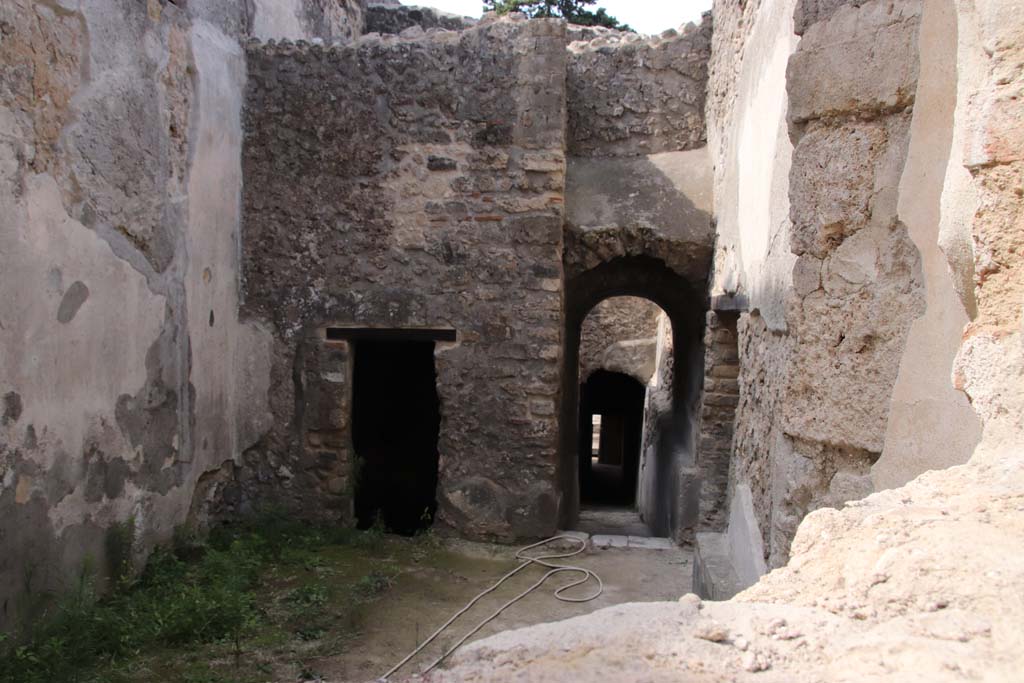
[315,537,693,682]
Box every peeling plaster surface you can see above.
[2,175,165,470]
[0,0,362,631]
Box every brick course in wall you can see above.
[695,310,740,532]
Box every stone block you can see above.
[627,536,675,550]
[788,0,921,122]
[792,254,823,297]
[427,155,457,171]
[592,534,629,549]
[693,532,743,600]
[789,120,887,257]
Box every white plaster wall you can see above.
[872,0,982,489]
[185,21,273,499]
[710,0,799,330]
[0,174,165,513]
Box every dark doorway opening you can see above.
[352,340,440,535]
[578,370,646,507]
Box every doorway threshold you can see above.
[576,506,654,537]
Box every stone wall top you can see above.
[567,15,712,157]
[364,2,475,34]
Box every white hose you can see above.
[379,535,603,680]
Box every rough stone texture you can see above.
[0,0,358,631]
[364,3,475,34]
[240,17,568,540]
[792,0,864,35]
[709,0,928,569]
[579,297,662,384]
[773,2,926,566]
[788,0,919,121]
[424,1,1024,679]
[729,313,792,558]
[425,444,1024,682]
[950,0,1024,453]
[566,18,712,158]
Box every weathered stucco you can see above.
[872,0,982,489]
[707,0,797,329]
[0,0,361,630]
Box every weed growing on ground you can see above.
[285,582,329,608]
[349,514,388,552]
[0,510,407,683]
[354,569,396,599]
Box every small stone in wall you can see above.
[427,155,457,171]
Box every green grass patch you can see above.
[0,512,417,683]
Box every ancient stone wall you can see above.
[426,1,1024,675]
[566,18,711,158]
[769,0,927,565]
[706,0,981,571]
[364,2,475,34]
[729,313,792,557]
[579,297,662,384]
[240,16,568,541]
[0,0,364,631]
[561,15,715,539]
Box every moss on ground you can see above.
[0,514,438,683]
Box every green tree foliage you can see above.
[483,0,630,30]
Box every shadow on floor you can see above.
[575,506,653,537]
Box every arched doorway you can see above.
[559,256,706,539]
